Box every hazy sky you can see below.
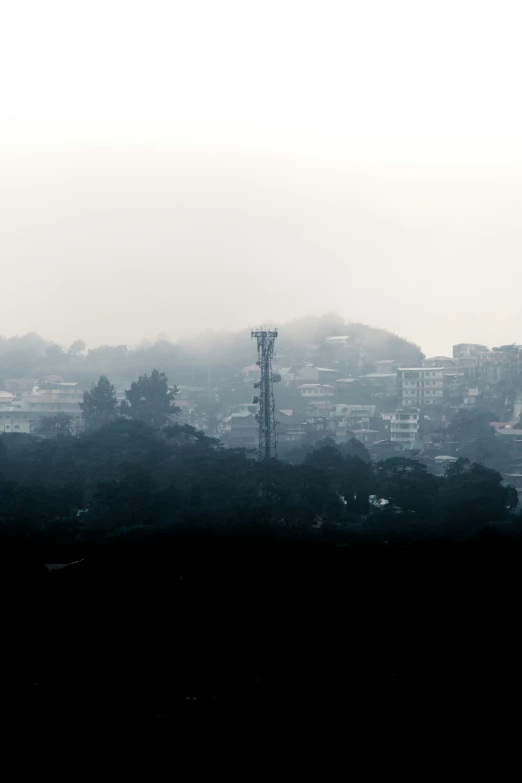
[2,0,522,357]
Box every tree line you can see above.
[0,313,423,391]
[0,370,519,548]
[34,370,177,436]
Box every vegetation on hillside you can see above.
[0,313,423,390]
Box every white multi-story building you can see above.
[0,401,84,434]
[453,344,488,359]
[0,380,84,434]
[397,367,444,407]
[422,356,457,369]
[390,408,420,444]
[297,384,336,399]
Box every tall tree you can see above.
[45,344,66,363]
[192,397,221,434]
[68,339,86,358]
[439,458,517,529]
[33,413,74,438]
[374,457,440,519]
[304,444,373,515]
[120,370,180,429]
[80,375,119,430]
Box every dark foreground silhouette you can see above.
[4,529,522,755]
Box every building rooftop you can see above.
[0,403,82,415]
[298,384,334,389]
[0,401,33,412]
[27,394,81,403]
[335,403,376,411]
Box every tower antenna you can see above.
[251,328,280,460]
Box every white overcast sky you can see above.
[2,0,522,356]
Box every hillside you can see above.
[0,314,424,387]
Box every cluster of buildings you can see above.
[223,339,522,468]
[0,377,84,433]
[4,338,522,480]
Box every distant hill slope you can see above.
[344,322,424,366]
[0,315,423,388]
[277,313,424,368]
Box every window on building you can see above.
[14,425,20,429]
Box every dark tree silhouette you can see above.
[80,375,118,430]
[120,370,180,429]
[68,339,86,357]
[33,413,74,438]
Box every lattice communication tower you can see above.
[251,329,280,460]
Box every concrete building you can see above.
[278,365,319,384]
[453,344,488,360]
[362,373,397,395]
[0,377,84,434]
[423,356,457,369]
[350,428,383,445]
[397,367,444,407]
[323,336,358,372]
[227,409,258,447]
[0,403,33,433]
[325,336,350,346]
[0,391,15,406]
[334,404,377,420]
[4,379,39,393]
[451,343,522,390]
[374,359,398,373]
[297,384,336,399]
[0,400,83,434]
[336,378,364,403]
[316,367,340,383]
[369,439,405,459]
[496,428,522,456]
[443,371,465,407]
[240,364,261,380]
[390,408,420,444]
[463,387,481,406]
[279,364,339,385]
[497,345,522,383]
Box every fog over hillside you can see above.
[4,144,522,357]
[0,314,423,389]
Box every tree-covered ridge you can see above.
[0,313,423,389]
[0,417,517,547]
[279,313,423,365]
